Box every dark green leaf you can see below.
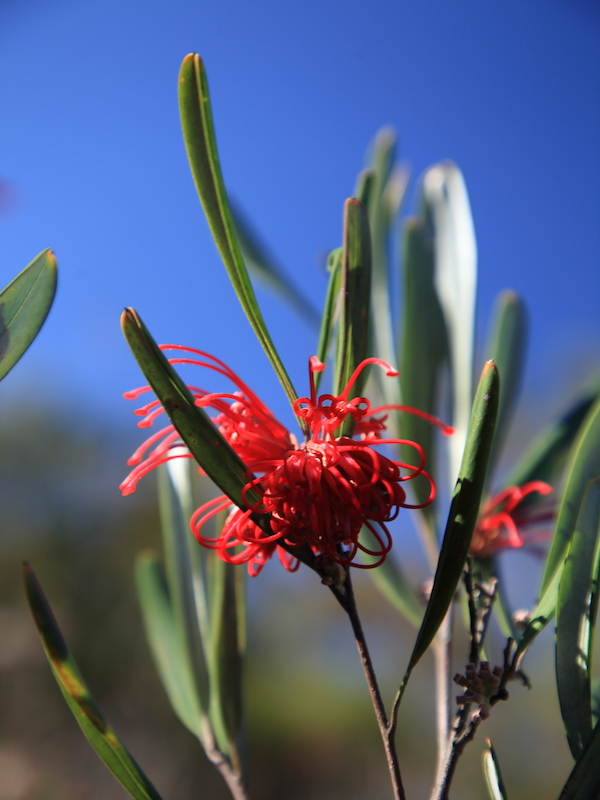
[333,198,372,435]
[0,249,57,382]
[405,361,499,672]
[24,564,164,800]
[230,203,320,330]
[556,479,600,759]
[541,397,600,596]
[558,718,600,800]
[178,54,299,415]
[484,290,527,472]
[484,740,509,800]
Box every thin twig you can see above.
[336,570,407,800]
[203,733,250,800]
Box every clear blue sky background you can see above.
[1,0,599,435]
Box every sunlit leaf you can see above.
[421,162,477,486]
[24,564,164,800]
[333,198,372,435]
[178,54,299,415]
[0,248,57,382]
[541,397,600,596]
[556,479,600,759]
[399,216,449,555]
[403,361,499,675]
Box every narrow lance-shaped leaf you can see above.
[484,290,527,473]
[121,308,320,575]
[421,162,477,487]
[556,479,600,760]
[230,203,320,330]
[0,248,57,382]
[365,129,397,404]
[206,548,245,768]
[24,564,164,800]
[541,396,600,596]
[402,361,499,681]
[558,719,600,800]
[135,552,205,737]
[314,247,342,393]
[400,216,449,558]
[178,54,300,416]
[333,198,372,436]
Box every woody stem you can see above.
[336,571,407,800]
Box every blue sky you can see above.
[0,0,599,435]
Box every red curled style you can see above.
[121,350,450,575]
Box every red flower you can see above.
[470,481,554,559]
[121,348,452,575]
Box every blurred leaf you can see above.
[158,459,211,711]
[403,361,499,675]
[399,217,449,554]
[421,162,477,486]
[178,54,299,415]
[556,479,600,759]
[333,198,372,435]
[135,552,205,737]
[24,564,164,800]
[484,290,527,472]
[484,740,509,800]
[315,247,343,392]
[230,203,320,330]
[207,551,245,764]
[365,128,397,396]
[541,397,600,596]
[0,248,57,382]
[506,380,600,489]
[558,719,600,800]
[353,168,375,209]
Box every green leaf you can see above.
[230,203,320,330]
[558,718,600,800]
[365,128,397,394]
[556,479,600,759]
[135,552,205,737]
[207,551,245,765]
[399,217,449,555]
[178,54,299,416]
[333,198,372,435]
[541,397,600,596]
[483,290,527,472]
[24,564,164,800]
[484,740,509,800]
[421,162,477,486]
[0,248,57,382]
[404,361,499,675]
[314,248,342,393]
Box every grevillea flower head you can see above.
[470,481,554,559]
[121,347,453,576]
